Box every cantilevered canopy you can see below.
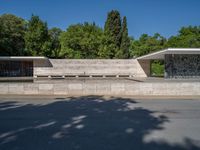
[0,56,47,61]
[137,48,200,60]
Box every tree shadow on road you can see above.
[0,96,199,150]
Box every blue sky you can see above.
[0,0,200,39]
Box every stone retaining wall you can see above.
[0,81,199,96]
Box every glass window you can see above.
[0,61,33,77]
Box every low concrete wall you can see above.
[34,59,148,77]
[0,81,199,96]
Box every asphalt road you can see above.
[0,96,200,150]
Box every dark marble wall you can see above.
[165,54,200,78]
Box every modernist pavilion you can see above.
[0,48,200,80]
[137,48,200,78]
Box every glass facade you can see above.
[165,54,200,78]
[0,61,33,77]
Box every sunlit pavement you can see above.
[0,96,200,150]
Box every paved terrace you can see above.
[1,77,199,83]
[34,77,200,83]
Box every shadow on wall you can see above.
[0,96,199,150]
[34,59,53,67]
[137,59,151,77]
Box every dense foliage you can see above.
[130,33,167,57]
[0,11,200,60]
[167,26,200,48]
[43,27,63,58]
[25,15,49,56]
[60,23,103,58]
[0,14,26,56]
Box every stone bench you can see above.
[34,74,134,79]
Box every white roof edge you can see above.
[0,56,47,60]
[137,48,200,60]
[136,48,168,60]
[167,48,200,51]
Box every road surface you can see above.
[0,96,200,150]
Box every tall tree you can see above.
[104,10,122,58]
[60,22,103,58]
[25,15,49,56]
[42,27,63,58]
[120,16,130,58]
[0,14,26,56]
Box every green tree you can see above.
[42,27,63,58]
[25,15,49,56]
[0,14,26,56]
[60,22,103,58]
[167,26,200,48]
[120,16,130,58]
[98,34,116,58]
[104,10,122,58]
[130,33,166,57]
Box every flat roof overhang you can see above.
[137,48,200,60]
[0,56,47,61]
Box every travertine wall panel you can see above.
[0,84,8,94]
[38,84,53,95]
[53,84,68,95]
[24,84,39,95]
[0,81,199,96]
[34,59,148,77]
[8,84,24,94]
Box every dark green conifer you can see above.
[104,10,122,58]
[120,16,130,58]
